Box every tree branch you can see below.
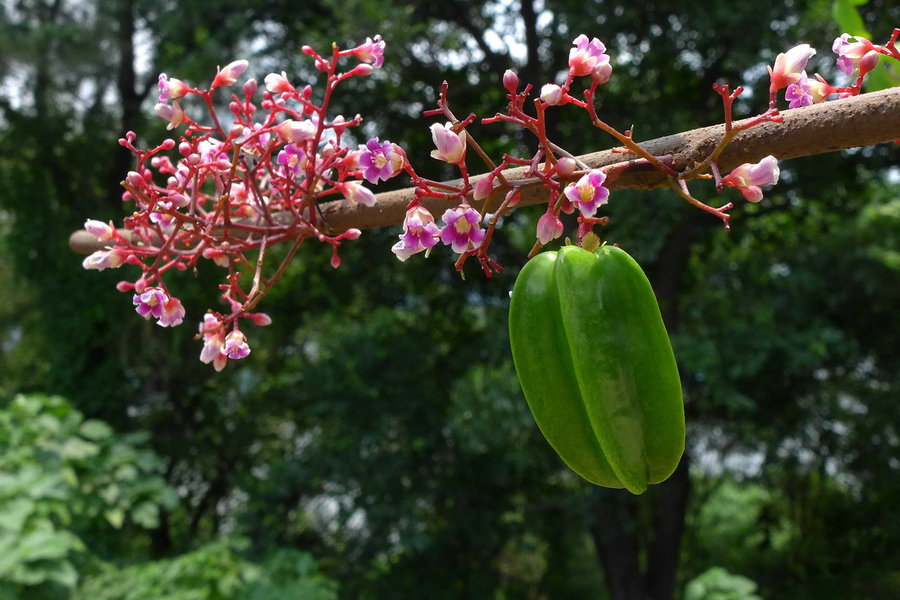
[70,87,900,254]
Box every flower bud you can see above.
[540,83,564,106]
[503,69,519,93]
[212,59,249,88]
[556,157,577,177]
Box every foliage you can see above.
[683,567,762,600]
[0,394,178,598]
[74,543,337,600]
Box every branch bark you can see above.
[69,87,900,254]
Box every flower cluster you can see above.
[82,37,389,368]
[80,28,899,369]
[768,30,900,108]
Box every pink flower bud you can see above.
[341,228,362,240]
[247,312,273,326]
[243,78,257,97]
[125,171,144,188]
[429,122,467,164]
[352,64,374,77]
[769,44,816,92]
[339,181,377,207]
[556,157,577,177]
[859,50,880,74]
[264,71,294,93]
[473,175,495,201]
[212,59,249,88]
[540,83,564,106]
[276,119,317,143]
[592,61,613,85]
[503,69,519,93]
[536,210,564,245]
[84,219,116,242]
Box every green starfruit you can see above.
[508,244,684,495]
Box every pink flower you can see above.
[276,119,317,143]
[354,35,385,68]
[568,35,610,79]
[833,33,874,76]
[359,138,404,183]
[338,181,377,207]
[154,101,185,130]
[536,209,563,245]
[440,205,485,254]
[223,329,251,359]
[769,44,816,92]
[82,248,126,271]
[277,143,306,177]
[133,287,169,320]
[198,315,228,370]
[84,219,116,242]
[563,169,609,217]
[157,73,189,103]
[721,155,780,203]
[212,59,249,88]
[391,205,440,261]
[429,123,466,164]
[264,71,295,93]
[157,295,185,327]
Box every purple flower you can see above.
[391,206,440,261]
[277,143,306,177]
[785,72,813,108]
[440,205,485,254]
[833,33,871,76]
[157,296,185,327]
[133,287,168,320]
[359,138,403,183]
[223,329,251,359]
[355,35,385,68]
[563,169,609,217]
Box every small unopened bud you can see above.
[341,228,362,240]
[540,83,564,106]
[248,312,273,326]
[243,78,257,97]
[473,175,495,201]
[353,64,374,77]
[859,50,880,74]
[178,142,192,156]
[503,69,519,93]
[212,59,249,88]
[126,171,144,188]
[556,157,577,177]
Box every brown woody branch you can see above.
[70,87,900,254]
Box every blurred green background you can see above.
[1,0,899,598]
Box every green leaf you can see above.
[831,0,870,37]
[130,501,160,529]
[78,419,113,441]
[0,498,34,533]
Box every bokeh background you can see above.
[1,1,899,598]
